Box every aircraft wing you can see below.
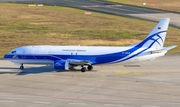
[67,59,92,65]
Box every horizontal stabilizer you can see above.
[152,45,177,53]
[162,45,177,51]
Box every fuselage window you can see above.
[11,51,16,54]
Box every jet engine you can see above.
[54,60,69,70]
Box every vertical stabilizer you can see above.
[138,18,170,50]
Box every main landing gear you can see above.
[81,65,93,72]
[20,64,24,70]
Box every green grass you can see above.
[0,3,179,58]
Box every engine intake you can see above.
[54,60,69,70]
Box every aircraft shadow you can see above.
[18,67,97,75]
[0,66,96,75]
[0,66,55,75]
[0,67,20,74]
[17,66,56,75]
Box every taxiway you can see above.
[0,54,180,107]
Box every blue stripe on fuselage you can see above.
[4,31,166,65]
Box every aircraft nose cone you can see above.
[4,53,10,59]
[4,54,7,59]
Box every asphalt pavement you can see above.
[0,54,180,107]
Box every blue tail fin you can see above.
[138,18,170,50]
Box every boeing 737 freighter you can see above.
[4,18,177,72]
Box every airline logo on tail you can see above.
[110,18,171,63]
[141,18,170,49]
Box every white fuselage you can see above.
[4,45,166,65]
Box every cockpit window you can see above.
[11,51,16,54]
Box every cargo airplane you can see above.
[4,18,177,72]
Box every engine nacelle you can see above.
[54,60,69,70]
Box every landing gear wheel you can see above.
[81,67,86,72]
[20,64,24,70]
[87,65,93,71]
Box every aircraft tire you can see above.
[87,65,93,71]
[20,65,24,69]
[81,67,86,72]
